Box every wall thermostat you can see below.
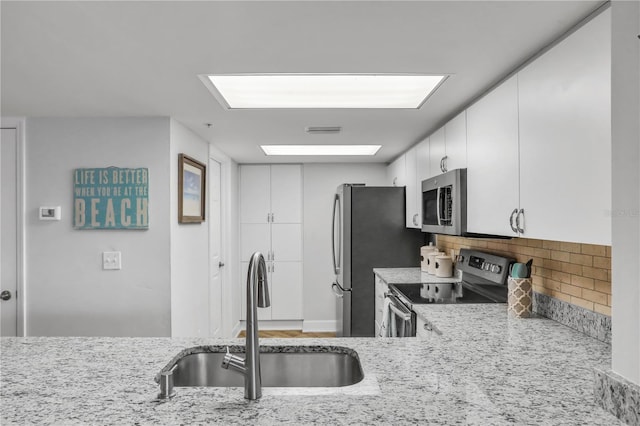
[39,206,61,221]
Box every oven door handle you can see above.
[385,294,412,321]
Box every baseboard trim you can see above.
[302,320,338,333]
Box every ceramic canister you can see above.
[435,255,454,278]
[427,251,444,275]
[420,245,439,272]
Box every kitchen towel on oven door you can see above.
[379,297,391,337]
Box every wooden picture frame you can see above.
[178,154,206,223]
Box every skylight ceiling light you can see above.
[205,74,447,109]
[261,145,381,156]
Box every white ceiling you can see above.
[1,1,604,164]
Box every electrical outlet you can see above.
[103,251,122,270]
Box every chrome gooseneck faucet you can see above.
[221,252,270,400]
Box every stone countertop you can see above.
[1,321,620,426]
[373,267,462,284]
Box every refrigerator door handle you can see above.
[332,281,349,298]
[331,194,341,275]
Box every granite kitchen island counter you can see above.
[1,316,621,426]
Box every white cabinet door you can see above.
[518,9,611,245]
[444,111,467,171]
[466,75,520,237]
[271,224,302,262]
[240,224,270,262]
[415,138,430,228]
[270,165,302,224]
[405,146,419,228]
[387,154,406,187]
[429,127,446,177]
[270,262,303,320]
[240,165,271,224]
[240,261,273,320]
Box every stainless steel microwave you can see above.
[421,168,467,235]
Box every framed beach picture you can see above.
[178,154,206,223]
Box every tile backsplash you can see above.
[436,235,612,316]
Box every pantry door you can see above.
[1,128,18,336]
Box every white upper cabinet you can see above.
[240,164,302,225]
[444,111,467,171]
[466,75,520,237]
[270,165,302,224]
[240,165,270,223]
[405,146,420,228]
[518,9,611,245]
[429,127,446,177]
[387,154,406,187]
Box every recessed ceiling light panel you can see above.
[261,145,381,156]
[203,74,447,109]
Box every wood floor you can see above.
[237,330,337,338]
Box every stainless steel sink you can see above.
[156,345,364,395]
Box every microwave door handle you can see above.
[436,187,442,225]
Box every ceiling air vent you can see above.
[305,126,342,134]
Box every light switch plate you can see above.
[39,206,61,221]
[103,251,122,270]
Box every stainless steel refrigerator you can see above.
[331,184,425,337]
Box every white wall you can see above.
[169,119,210,337]
[611,0,640,385]
[301,163,387,331]
[25,117,171,336]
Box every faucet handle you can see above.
[221,346,246,373]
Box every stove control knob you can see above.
[491,264,501,274]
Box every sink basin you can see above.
[157,345,364,388]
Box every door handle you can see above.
[331,282,344,298]
[516,209,525,234]
[218,262,225,268]
[0,290,11,301]
[509,208,518,233]
[441,156,448,173]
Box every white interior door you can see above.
[1,128,18,336]
[209,159,222,337]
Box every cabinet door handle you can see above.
[272,250,275,261]
[271,213,275,222]
[441,156,448,173]
[413,213,419,226]
[516,209,525,234]
[509,208,519,233]
[392,177,397,187]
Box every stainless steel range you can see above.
[384,249,515,336]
